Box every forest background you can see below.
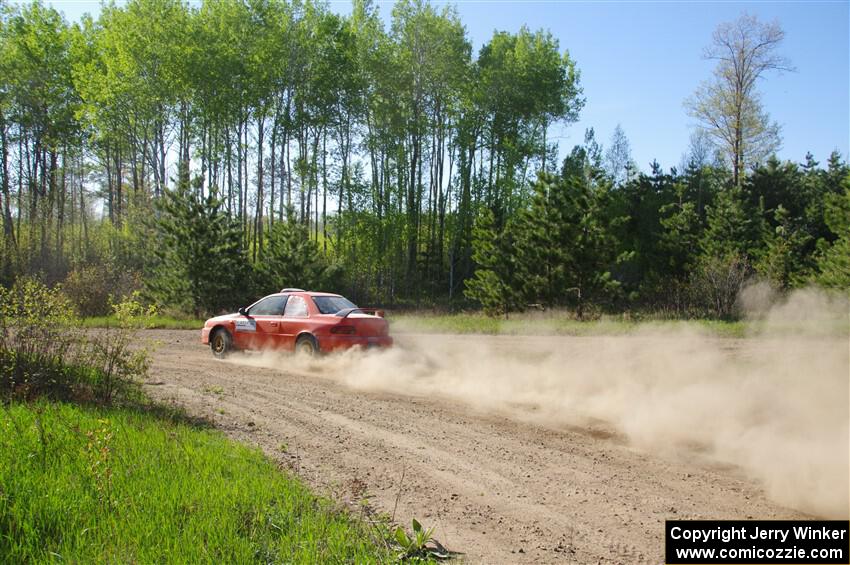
[1,0,848,319]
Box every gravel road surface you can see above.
[144,329,812,564]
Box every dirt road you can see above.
[144,329,829,564]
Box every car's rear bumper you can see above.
[319,335,393,352]
[201,327,211,344]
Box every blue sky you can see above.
[46,0,850,172]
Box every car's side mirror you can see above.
[238,307,248,316]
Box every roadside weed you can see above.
[394,518,449,561]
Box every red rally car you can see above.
[201,289,393,358]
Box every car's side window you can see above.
[249,295,287,316]
[283,295,308,318]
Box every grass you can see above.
[390,311,750,338]
[80,315,204,330]
[0,401,395,563]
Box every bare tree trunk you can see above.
[236,120,243,233]
[114,146,123,227]
[158,117,166,196]
[79,156,89,253]
[243,115,249,246]
[269,115,277,234]
[226,126,233,215]
[255,112,266,261]
[0,120,16,252]
[56,146,67,266]
[312,131,319,241]
[105,143,114,224]
[283,127,291,216]
[321,129,327,252]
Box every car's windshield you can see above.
[312,295,356,314]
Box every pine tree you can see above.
[756,205,812,289]
[658,182,702,279]
[817,174,850,290]
[516,169,622,318]
[513,173,566,306]
[146,178,248,316]
[613,162,679,300]
[257,208,339,293]
[699,187,757,260]
[695,187,756,318]
[464,207,522,317]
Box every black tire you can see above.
[210,328,233,359]
[295,334,318,357]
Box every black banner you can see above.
[666,520,850,564]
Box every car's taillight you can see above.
[331,325,356,335]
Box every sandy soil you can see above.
[143,329,811,565]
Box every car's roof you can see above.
[276,290,343,298]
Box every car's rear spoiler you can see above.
[336,308,385,318]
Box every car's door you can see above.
[276,294,310,350]
[234,295,288,350]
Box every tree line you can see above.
[0,0,847,318]
[467,140,849,318]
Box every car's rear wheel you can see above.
[295,334,318,357]
[211,328,233,358]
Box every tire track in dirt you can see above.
[144,329,809,564]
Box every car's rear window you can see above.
[312,296,356,314]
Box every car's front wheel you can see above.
[295,334,318,357]
[211,328,233,359]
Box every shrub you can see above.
[693,253,752,319]
[83,294,155,403]
[0,278,81,399]
[62,265,141,317]
[0,278,151,404]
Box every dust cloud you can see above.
[233,288,850,518]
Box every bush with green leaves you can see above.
[0,278,83,399]
[0,279,152,403]
[62,264,142,317]
[81,293,155,403]
[693,253,751,319]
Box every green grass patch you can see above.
[80,315,205,330]
[390,312,749,337]
[0,401,394,563]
